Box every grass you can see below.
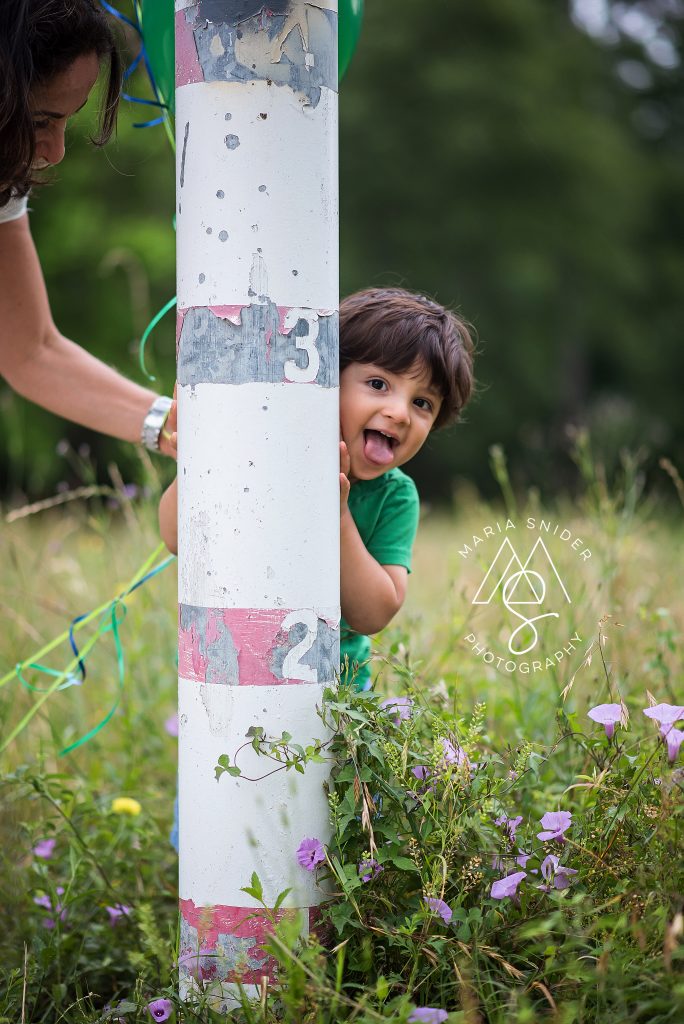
[0,439,682,1022]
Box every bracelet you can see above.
[141,395,173,451]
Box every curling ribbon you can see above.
[0,544,174,755]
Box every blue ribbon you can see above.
[19,553,176,753]
[99,2,168,126]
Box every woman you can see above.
[0,0,174,458]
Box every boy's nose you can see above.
[383,398,411,425]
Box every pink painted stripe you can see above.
[179,900,324,985]
[178,606,336,686]
[175,9,203,88]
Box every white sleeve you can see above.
[0,195,29,224]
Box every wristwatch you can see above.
[141,395,173,451]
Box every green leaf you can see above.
[330,901,354,933]
[214,754,231,781]
[392,857,417,872]
[240,871,263,903]
[273,887,292,912]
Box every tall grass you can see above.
[0,442,682,1022]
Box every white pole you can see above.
[174,0,338,1007]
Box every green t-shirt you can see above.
[340,467,420,690]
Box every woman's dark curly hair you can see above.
[0,0,122,207]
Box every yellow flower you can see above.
[111,797,142,816]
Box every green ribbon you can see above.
[58,602,127,757]
[17,664,81,693]
[1,544,173,756]
[139,295,177,382]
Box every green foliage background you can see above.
[1,0,683,501]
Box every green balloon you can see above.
[339,0,364,81]
[140,0,363,116]
[141,0,176,115]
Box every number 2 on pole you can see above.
[280,609,318,682]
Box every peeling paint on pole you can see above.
[176,0,338,1007]
[178,604,339,685]
[178,304,338,387]
[176,3,336,106]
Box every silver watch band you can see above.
[141,395,173,451]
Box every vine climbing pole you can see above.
[174,0,339,1006]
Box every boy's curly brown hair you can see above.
[339,287,475,430]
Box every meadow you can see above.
[0,440,682,1023]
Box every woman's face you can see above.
[29,52,100,169]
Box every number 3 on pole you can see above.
[280,609,318,682]
[283,309,320,384]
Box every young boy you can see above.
[159,286,474,690]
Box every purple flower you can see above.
[537,811,572,843]
[408,1010,448,1024]
[147,999,174,1021]
[164,714,179,737]
[660,725,684,763]
[490,871,527,900]
[493,850,531,872]
[588,703,622,739]
[106,904,131,925]
[32,838,56,859]
[380,695,413,725]
[33,887,66,927]
[359,858,383,883]
[409,765,437,798]
[441,737,470,769]
[643,703,684,727]
[423,896,453,924]
[495,814,523,840]
[122,483,139,500]
[296,837,326,871]
[539,854,578,891]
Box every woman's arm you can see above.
[0,213,173,454]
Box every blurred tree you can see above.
[340,0,684,498]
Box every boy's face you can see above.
[340,360,442,483]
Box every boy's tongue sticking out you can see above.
[363,429,395,466]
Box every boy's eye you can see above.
[414,398,432,411]
[368,378,386,391]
